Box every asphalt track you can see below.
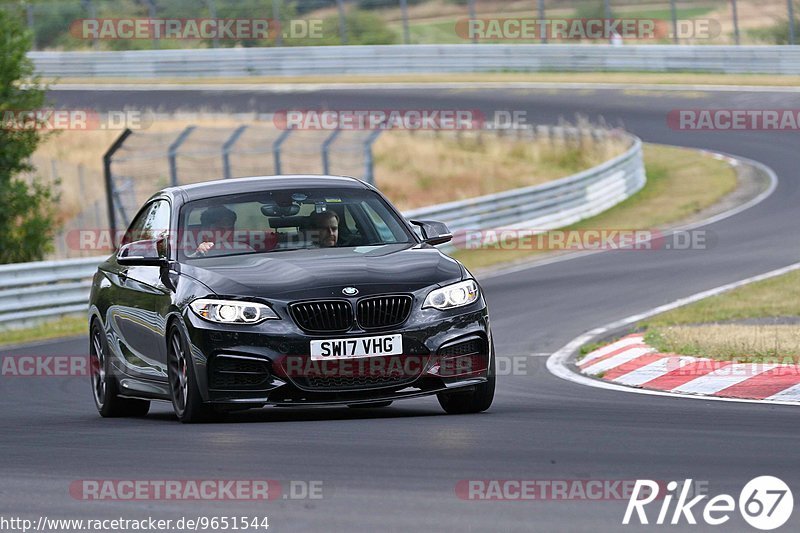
[2,86,799,532]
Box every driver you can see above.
[308,210,339,248]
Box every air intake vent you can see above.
[357,295,413,329]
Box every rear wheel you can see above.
[89,321,150,418]
[167,324,221,423]
[437,345,495,415]
[348,401,393,408]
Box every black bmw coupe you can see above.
[88,175,494,422]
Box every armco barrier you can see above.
[0,132,643,330]
[29,45,800,78]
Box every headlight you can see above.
[423,280,480,310]
[189,298,279,324]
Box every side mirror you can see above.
[410,219,453,246]
[117,239,168,266]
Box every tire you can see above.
[437,344,495,415]
[90,321,150,418]
[167,324,222,423]
[348,401,393,408]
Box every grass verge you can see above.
[452,143,738,270]
[0,316,87,347]
[640,269,800,363]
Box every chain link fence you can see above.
[6,1,794,49]
[105,119,384,232]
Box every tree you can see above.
[0,8,59,264]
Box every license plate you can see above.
[310,334,402,360]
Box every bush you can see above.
[0,9,59,263]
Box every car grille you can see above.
[357,295,413,329]
[290,300,353,333]
[209,355,271,389]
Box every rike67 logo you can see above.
[624,477,793,530]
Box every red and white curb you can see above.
[579,334,800,402]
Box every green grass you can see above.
[639,268,800,363]
[0,316,87,347]
[643,269,800,327]
[451,143,738,271]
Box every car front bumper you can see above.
[182,304,492,406]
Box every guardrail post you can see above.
[273,127,293,175]
[322,129,342,175]
[168,126,196,187]
[363,128,383,186]
[222,125,248,179]
[103,129,133,239]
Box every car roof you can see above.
[164,175,369,202]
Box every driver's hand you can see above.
[195,242,215,255]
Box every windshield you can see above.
[178,187,415,259]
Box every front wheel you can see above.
[437,345,495,415]
[167,324,220,423]
[90,321,150,418]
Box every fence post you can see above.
[789,0,796,45]
[731,0,740,45]
[363,128,383,185]
[205,0,219,48]
[400,0,410,44]
[222,125,248,179]
[321,130,342,175]
[25,2,36,50]
[336,0,347,45]
[146,0,158,49]
[273,128,293,174]
[273,0,283,46]
[538,0,546,44]
[168,126,196,187]
[103,129,133,239]
[670,0,679,44]
[468,0,477,44]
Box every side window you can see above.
[122,200,171,245]
[361,202,398,243]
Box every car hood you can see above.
[180,243,464,300]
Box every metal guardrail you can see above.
[0,257,105,329]
[0,131,644,330]
[29,45,800,77]
[406,132,644,250]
